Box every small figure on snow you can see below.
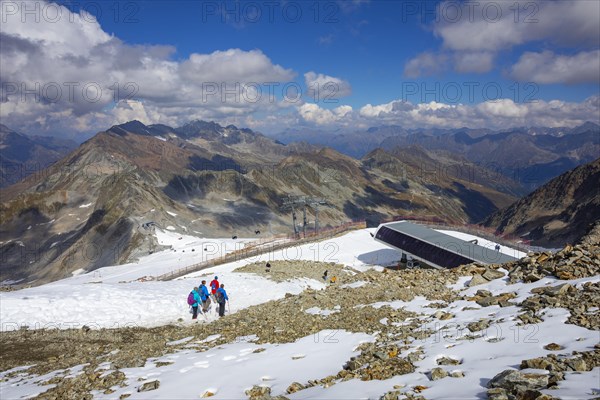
[322,270,328,281]
[209,276,219,300]
[188,287,201,320]
[265,262,271,272]
[216,284,229,317]
[495,244,501,252]
[199,280,211,313]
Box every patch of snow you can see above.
[166,211,178,217]
[93,330,373,400]
[167,336,194,346]
[305,306,340,316]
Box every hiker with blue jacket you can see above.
[190,287,201,320]
[216,284,229,317]
[199,280,211,313]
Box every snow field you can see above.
[1,228,598,399]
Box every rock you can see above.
[344,360,361,371]
[520,357,554,370]
[436,356,461,365]
[450,370,465,378]
[201,391,215,397]
[413,385,428,393]
[475,289,493,298]
[429,367,447,381]
[524,273,542,283]
[486,388,509,400]
[374,351,389,360]
[482,269,505,281]
[468,274,488,287]
[557,271,576,280]
[245,385,271,400]
[380,391,402,400]
[546,283,573,296]
[286,382,305,394]
[138,380,160,392]
[487,369,549,391]
[434,310,454,320]
[565,358,587,372]
[476,297,499,307]
[543,343,564,351]
[467,319,491,332]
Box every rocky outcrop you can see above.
[487,349,600,399]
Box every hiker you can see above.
[495,244,501,252]
[216,284,229,317]
[330,275,337,284]
[199,280,211,313]
[210,276,219,300]
[322,270,328,281]
[189,287,201,320]
[265,262,271,272]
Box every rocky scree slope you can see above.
[0,237,598,399]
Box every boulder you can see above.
[138,380,160,392]
[482,269,505,281]
[429,367,448,381]
[468,274,488,287]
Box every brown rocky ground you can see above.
[1,242,598,399]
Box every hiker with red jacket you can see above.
[210,276,219,300]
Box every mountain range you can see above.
[272,122,600,192]
[0,120,521,285]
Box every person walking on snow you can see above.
[190,287,201,320]
[199,280,211,313]
[216,284,229,317]
[210,276,219,300]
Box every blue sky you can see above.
[1,0,599,136]
[71,0,598,104]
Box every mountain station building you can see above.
[373,221,518,269]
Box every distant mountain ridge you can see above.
[483,157,600,247]
[272,122,600,192]
[0,124,78,188]
[1,120,519,286]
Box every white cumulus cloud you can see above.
[304,72,352,99]
[510,50,600,84]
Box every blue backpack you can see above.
[216,290,225,303]
[187,292,195,306]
